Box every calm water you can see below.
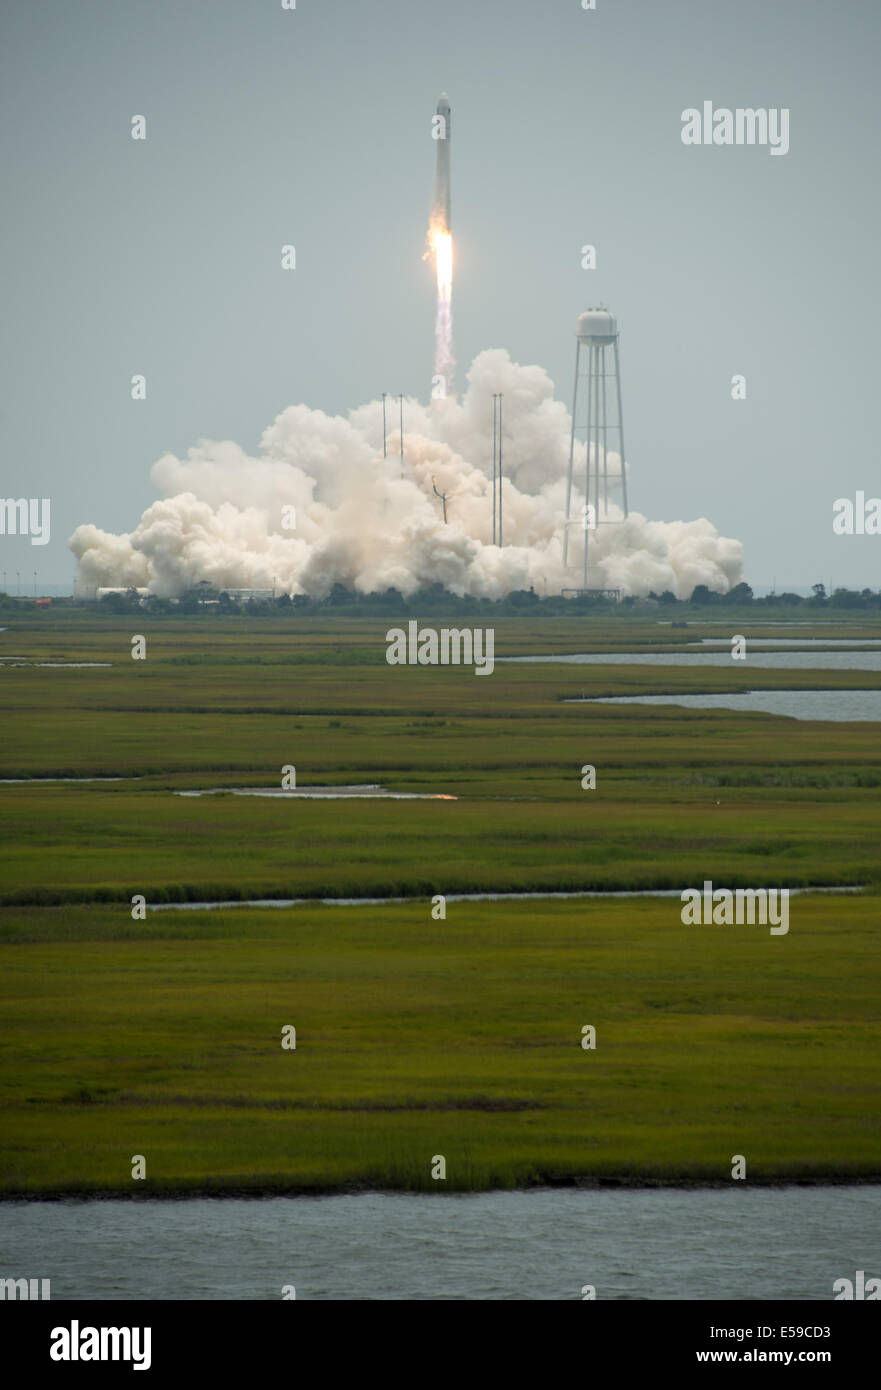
[175,786,457,800]
[566,690,881,721]
[0,661,112,668]
[506,651,881,670]
[657,621,868,628]
[148,886,860,912]
[1,1187,876,1300]
[690,638,881,647]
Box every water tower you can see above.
[562,308,629,587]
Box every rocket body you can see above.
[429,92,454,396]
[434,93,451,229]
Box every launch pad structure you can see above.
[492,392,503,545]
[560,587,621,602]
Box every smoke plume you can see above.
[69,349,743,601]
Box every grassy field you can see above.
[1,611,880,1193]
[2,896,880,1195]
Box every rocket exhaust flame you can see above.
[427,214,454,396]
[430,217,453,300]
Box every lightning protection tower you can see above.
[562,308,629,586]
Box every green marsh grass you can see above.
[1,897,879,1195]
[2,612,880,1192]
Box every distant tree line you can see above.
[684,582,881,609]
[8,578,880,617]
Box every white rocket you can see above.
[433,92,451,229]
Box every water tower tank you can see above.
[577,309,618,342]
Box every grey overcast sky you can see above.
[1,0,879,590]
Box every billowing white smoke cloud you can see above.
[69,349,742,600]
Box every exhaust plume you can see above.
[69,348,743,602]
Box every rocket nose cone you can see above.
[437,92,450,108]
